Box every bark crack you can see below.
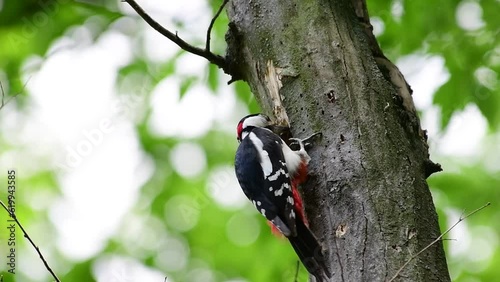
[361,203,368,280]
[382,223,389,280]
[365,176,389,280]
[329,3,351,91]
[334,237,346,282]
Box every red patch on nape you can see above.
[236,121,243,140]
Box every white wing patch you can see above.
[249,132,273,177]
[274,182,290,196]
[267,168,286,181]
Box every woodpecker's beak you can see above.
[259,114,271,123]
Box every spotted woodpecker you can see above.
[234,113,330,281]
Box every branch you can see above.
[0,200,61,282]
[206,0,229,52]
[123,0,228,71]
[424,159,442,178]
[388,202,491,282]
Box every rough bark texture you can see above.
[226,0,450,281]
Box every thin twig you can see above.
[0,82,19,111]
[206,0,229,52]
[0,78,30,111]
[1,82,4,107]
[123,0,227,69]
[0,200,61,282]
[388,202,491,282]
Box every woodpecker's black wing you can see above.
[235,127,296,236]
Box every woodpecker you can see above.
[234,113,330,281]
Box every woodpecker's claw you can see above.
[290,132,322,150]
[302,132,322,144]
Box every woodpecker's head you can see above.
[236,113,271,142]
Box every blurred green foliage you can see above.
[0,0,498,281]
[370,0,499,129]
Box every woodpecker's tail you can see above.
[288,218,331,281]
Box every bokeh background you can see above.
[0,0,498,281]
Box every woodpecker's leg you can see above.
[290,132,322,150]
[300,132,322,148]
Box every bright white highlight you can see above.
[226,213,261,246]
[456,1,485,31]
[438,105,486,157]
[93,255,166,282]
[396,55,449,110]
[207,166,247,209]
[170,142,207,177]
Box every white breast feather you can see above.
[281,143,302,176]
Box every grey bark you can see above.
[225,0,450,281]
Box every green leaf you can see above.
[207,63,219,92]
[433,74,471,129]
[234,81,260,113]
[473,86,500,129]
[179,76,198,99]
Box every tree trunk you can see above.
[225,0,450,281]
